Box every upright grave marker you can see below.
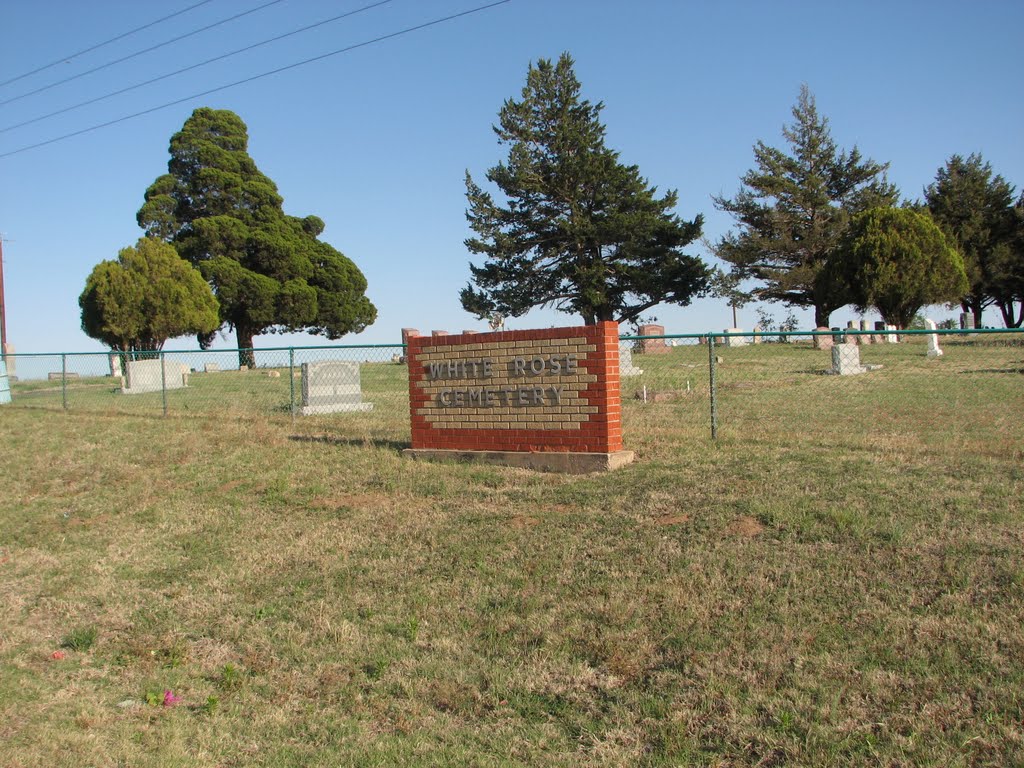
[300,360,373,415]
[121,358,189,394]
[404,322,633,472]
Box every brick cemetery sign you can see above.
[300,360,373,415]
[121,358,189,394]
[404,322,634,472]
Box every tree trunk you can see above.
[814,305,831,329]
[236,325,256,369]
[970,298,984,328]
[998,299,1023,328]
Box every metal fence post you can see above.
[61,354,68,410]
[160,351,168,417]
[708,335,717,440]
[289,347,296,421]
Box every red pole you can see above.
[0,237,7,357]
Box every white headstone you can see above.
[203,362,221,373]
[108,353,122,377]
[885,324,899,344]
[0,360,11,405]
[121,359,189,394]
[619,345,643,376]
[829,343,884,375]
[300,360,373,415]
[859,319,873,344]
[831,343,862,375]
[722,328,747,347]
[925,319,943,358]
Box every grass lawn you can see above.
[1,338,1022,765]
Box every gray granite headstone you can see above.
[300,360,373,415]
[960,313,975,330]
[829,343,884,376]
[122,359,189,394]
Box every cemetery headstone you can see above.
[751,326,763,344]
[300,360,373,415]
[829,343,883,375]
[0,360,11,404]
[722,328,747,347]
[860,319,873,344]
[885,324,899,343]
[874,321,888,343]
[619,345,643,376]
[813,327,834,350]
[203,362,221,373]
[638,324,669,354]
[960,313,975,330]
[121,358,189,394]
[925,319,943,358]
[49,371,79,380]
[846,320,861,344]
[109,353,122,377]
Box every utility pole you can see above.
[0,235,7,362]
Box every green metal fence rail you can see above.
[3,328,1022,449]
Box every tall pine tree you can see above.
[925,154,1019,327]
[461,53,708,326]
[138,108,376,366]
[714,85,897,328]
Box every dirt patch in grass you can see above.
[729,515,766,537]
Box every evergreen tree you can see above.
[925,154,1019,326]
[714,85,897,328]
[826,207,967,329]
[138,108,376,366]
[80,237,220,353]
[461,53,709,326]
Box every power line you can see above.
[0,0,395,135]
[0,0,287,108]
[0,0,513,161]
[0,0,218,90]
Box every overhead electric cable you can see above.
[0,0,395,135]
[0,0,286,107]
[0,0,512,161]
[0,0,218,89]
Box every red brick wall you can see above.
[406,322,622,453]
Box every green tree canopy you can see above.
[925,154,1019,327]
[137,107,376,365]
[713,85,898,328]
[826,207,968,329]
[461,53,709,326]
[80,237,220,353]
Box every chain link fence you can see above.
[3,329,1022,450]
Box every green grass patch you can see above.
[1,338,1022,765]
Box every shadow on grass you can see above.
[960,367,1024,375]
[288,434,410,452]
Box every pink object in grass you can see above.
[163,690,181,707]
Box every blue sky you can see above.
[1,0,1021,353]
